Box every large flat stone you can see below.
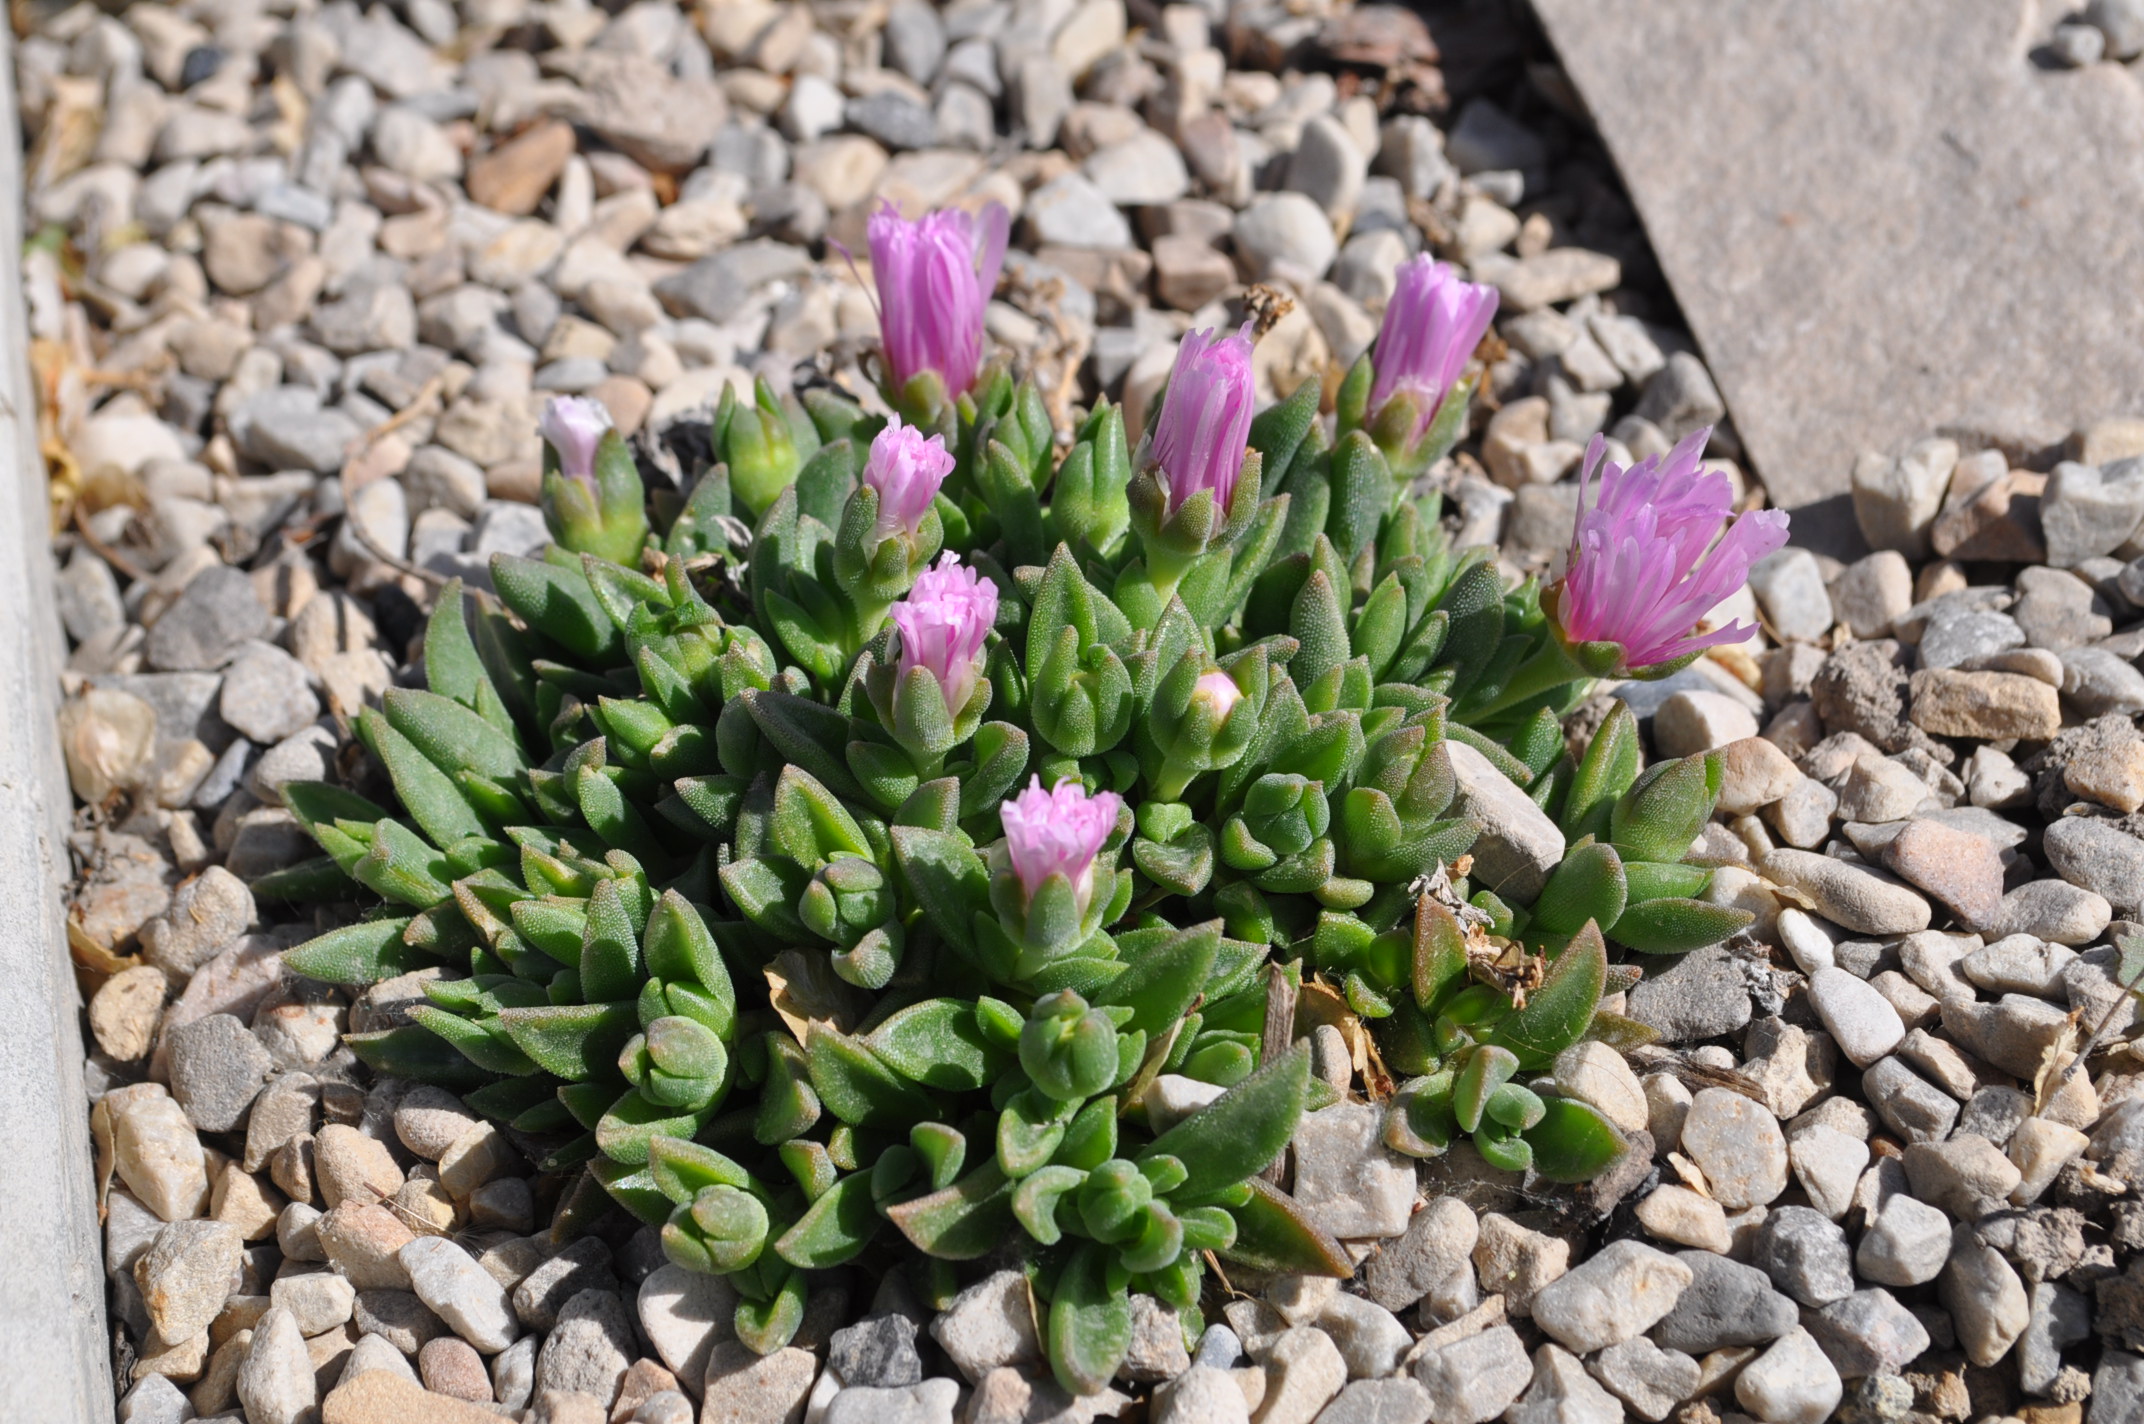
[1532,0,2144,518]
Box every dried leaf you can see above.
[765,950,867,1038]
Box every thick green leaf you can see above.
[597,1088,716,1165]
[1047,1243,1132,1397]
[1530,843,1628,937]
[1620,860,1711,903]
[357,708,488,848]
[1610,898,1753,954]
[498,1001,639,1080]
[1525,1098,1628,1182]
[407,1007,541,1075]
[643,891,734,1027]
[492,553,622,663]
[865,999,1005,1091]
[344,1025,497,1090]
[890,826,988,956]
[733,1266,807,1353]
[647,1135,753,1202]
[774,1173,879,1268]
[1610,753,1719,865]
[1217,1176,1350,1275]
[1141,1043,1308,1198]
[384,687,526,782]
[589,1158,674,1225]
[806,1025,936,1126]
[885,1161,1014,1259]
[1488,921,1607,1068]
[282,917,420,985]
[1095,918,1220,1036]
[1411,895,1469,1012]
[424,579,509,731]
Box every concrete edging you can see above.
[0,20,118,1424]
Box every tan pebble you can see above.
[90,964,168,1060]
[314,1123,405,1208]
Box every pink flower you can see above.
[864,419,954,539]
[891,554,998,710]
[1368,257,1499,443]
[1555,429,1792,671]
[1000,776,1123,901]
[1194,671,1243,718]
[868,202,1010,398]
[539,396,613,484]
[1148,325,1255,518]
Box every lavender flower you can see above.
[539,396,613,484]
[864,419,955,540]
[1147,324,1256,518]
[1553,429,1791,672]
[890,554,998,711]
[1367,257,1499,444]
[868,202,1010,399]
[1000,776,1123,903]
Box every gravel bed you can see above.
[22,0,2144,1422]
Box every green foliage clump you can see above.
[270,364,1746,1394]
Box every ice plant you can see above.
[1551,428,1792,678]
[1361,257,1498,473]
[538,394,645,564]
[281,251,1774,1403]
[890,554,997,714]
[868,201,1009,410]
[864,419,954,540]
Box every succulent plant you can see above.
[270,245,1780,1396]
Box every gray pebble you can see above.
[830,1313,923,1388]
[167,1013,275,1132]
[144,565,268,672]
[1651,1251,1798,1354]
[1753,1206,1855,1307]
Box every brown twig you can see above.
[71,499,147,583]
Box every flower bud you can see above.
[539,395,612,484]
[988,776,1126,972]
[1136,651,1264,802]
[539,395,647,564]
[1194,670,1242,719]
[869,201,1009,406]
[890,554,997,716]
[1127,325,1258,596]
[865,419,954,541]
[724,378,808,518]
[1363,257,1498,467]
[1000,776,1121,908]
[1149,326,1254,519]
